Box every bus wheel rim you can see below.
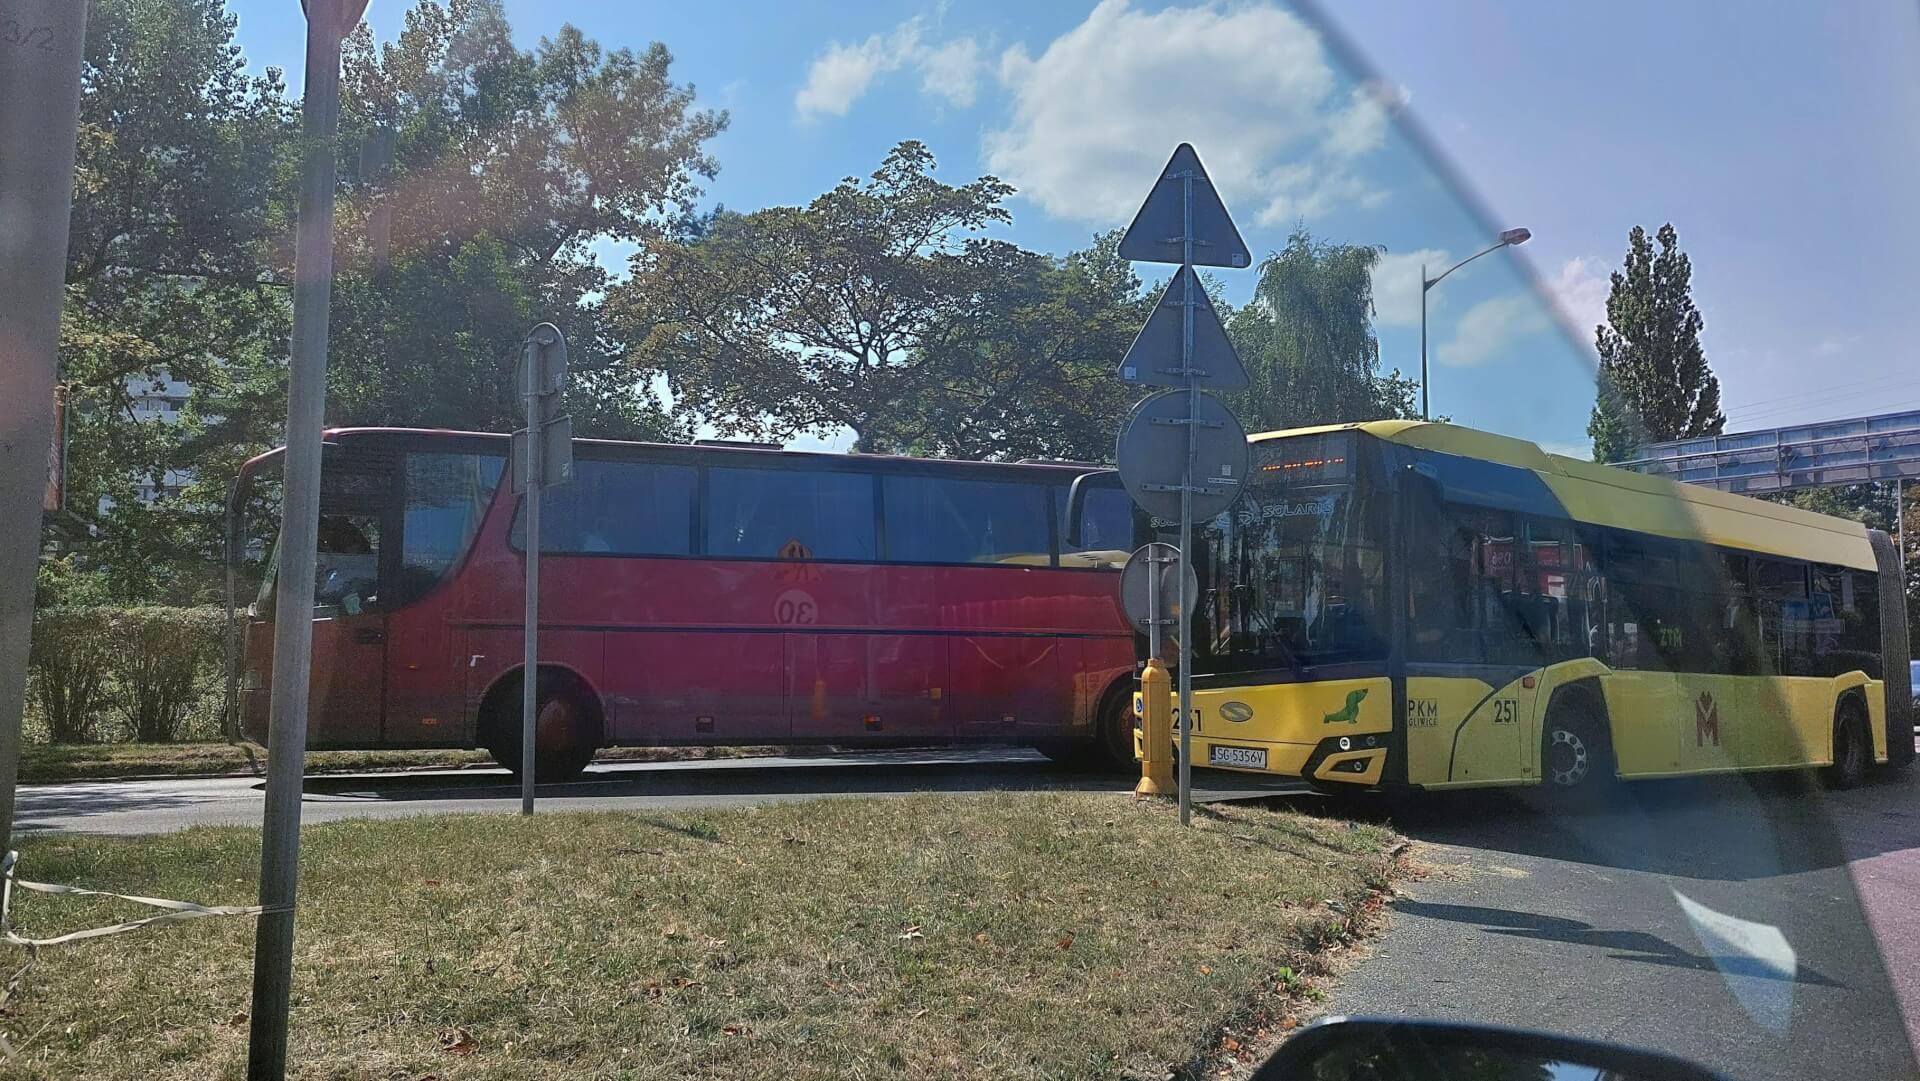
[1547,728,1588,786]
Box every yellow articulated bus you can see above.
[1134,420,1914,797]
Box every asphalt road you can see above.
[1325,771,1920,1081]
[15,749,1919,1078]
[10,747,1302,835]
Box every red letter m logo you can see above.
[1695,692,1721,747]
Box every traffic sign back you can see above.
[1119,542,1199,654]
[1117,144,1251,269]
[1117,266,1247,389]
[1115,389,1250,523]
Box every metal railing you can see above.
[1619,409,1920,495]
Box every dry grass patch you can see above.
[0,792,1399,1080]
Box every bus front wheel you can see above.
[486,671,601,783]
[1539,696,1614,803]
[1823,699,1870,790]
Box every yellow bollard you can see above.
[1135,656,1175,797]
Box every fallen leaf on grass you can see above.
[1198,965,1212,975]
[721,1023,752,1037]
[898,926,924,941]
[1055,934,1074,951]
[1279,1017,1299,1031]
[972,932,992,945]
[1222,1037,1242,1053]
[438,1028,478,1056]
[225,1012,248,1027]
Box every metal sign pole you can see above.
[249,2,355,1075]
[1176,171,1196,827]
[520,346,543,816]
[0,0,88,859]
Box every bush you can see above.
[110,607,226,743]
[27,608,116,743]
[28,606,228,744]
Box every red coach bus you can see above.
[227,428,1139,779]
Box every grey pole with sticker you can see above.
[0,0,88,858]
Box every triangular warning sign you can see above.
[1117,144,1251,269]
[1115,266,1247,390]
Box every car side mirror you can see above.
[1250,1017,1724,1081]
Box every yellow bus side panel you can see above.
[1405,675,1537,787]
[1181,677,1392,778]
[1867,678,1888,762]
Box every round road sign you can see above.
[1115,389,1250,523]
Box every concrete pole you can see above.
[247,5,348,1076]
[0,0,89,857]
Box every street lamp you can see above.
[1420,227,1531,421]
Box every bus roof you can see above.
[310,427,1110,476]
[1251,419,1878,570]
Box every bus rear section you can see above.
[235,429,1139,778]
[1163,420,1912,796]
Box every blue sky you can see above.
[229,1,1920,458]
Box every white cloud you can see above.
[795,23,922,119]
[984,0,1393,225]
[1371,248,1449,328]
[1548,256,1611,344]
[919,38,983,107]
[1326,81,1405,160]
[1815,333,1858,357]
[1437,293,1550,367]
[795,18,983,119]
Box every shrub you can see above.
[109,607,227,743]
[29,606,229,744]
[27,608,116,743]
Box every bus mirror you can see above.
[1065,469,1119,547]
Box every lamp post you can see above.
[1420,227,1531,421]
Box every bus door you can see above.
[1593,534,1685,776]
[302,457,396,747]
[1405,508,1535,786]
[382,449,506,744]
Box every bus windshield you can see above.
[1190,456,1388,672]
[249,442,504,615]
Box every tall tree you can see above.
[613,141,1030,451]
[1226,229,1419,432]
[1587,223,1723,462]
[878,230,1148,462]
[315,0,726,438]
[49,0,727,605]
[52,0,298,604]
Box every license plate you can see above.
[1208,745,1267,770]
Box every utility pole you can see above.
[247,1,368,1077]
[0,0,89,858]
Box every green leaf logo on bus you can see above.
[1323,689,1367,725]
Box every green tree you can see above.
[317,0,726,438]
[1587,223,1723,462]
[1227,229,1420,432]
[876,230,1149,461]
[48,0,727,606]
[51,0,298,605]
[615,141,1038,451]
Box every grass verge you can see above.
[17,742,783,784]
[0,793,1400,1080]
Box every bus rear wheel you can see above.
[1823,699,1870,790]
[487,672,600,783]
[1539,697,1614,804]
[1036,684,1136,772]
